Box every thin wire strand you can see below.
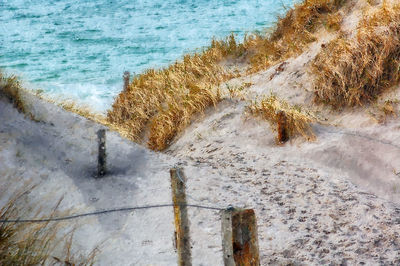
[319,128,400,150]
[0,204,225,224]
[175,167,185,183]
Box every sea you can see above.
[0,0,297,112]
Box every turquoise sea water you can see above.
[1,0,297,111]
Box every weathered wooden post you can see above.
[97,129,106,177]
[277,110,289,144]
[221,208,260,266]
[123,71,130,91]
[170,168,192,266]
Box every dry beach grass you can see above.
[107,46,231,151]
[0,71,25,114]
[312,2,400,107]
[244,0,347,72]
[0,185,57,265]
[247,95,316,142]
[0,184,97,265]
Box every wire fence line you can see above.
[4,128,397,223]
[318,127,400,150]
[0,203,226,224]
[0,166,229,225]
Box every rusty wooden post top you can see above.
[222,209,235,266]
[277,110,289,144]
[170,168,186,184]
[221,208,260,266]
[97,128,106,137]
[123,71,130,91]
[97,129,106,177]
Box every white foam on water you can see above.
[37,81,121,113]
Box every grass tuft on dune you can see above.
[107,46,232,150]
[0,71,25,114]
[247,95,316,142]
[244,0,347,72]
[0,184,97,265]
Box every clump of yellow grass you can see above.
[107,41,235,151]
[381,99,399,117]
[247,95,316,142]
[52,98,107,125]
[312,2,400,107]
[0,71,25,113]
[0,184,97,265]
[243,0,347,72]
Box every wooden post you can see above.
[170,168,192,266]
[222,208,235,266]
[123,71,130,91]
[221,208,260,266]
[277,111,289,144]
[97,129,106,177]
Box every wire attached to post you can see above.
[0,203,226,224]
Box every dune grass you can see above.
[312,2,400,107]
[108,0,347,151]
[50,98,108,125]
[0,71,25,113]
[380,99,399,117]
[247,95,316,142]
[369,98,400,123]
[107,43,234,151]
[0,185,59,265]
[0,185,97,265]
[243,0,347,72]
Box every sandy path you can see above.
[168,100,400,265]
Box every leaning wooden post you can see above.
[277,110,289,144]
[170,168,192,266]
[221,208,260,266]
[123,71,130,91]
[97,129,106,177]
